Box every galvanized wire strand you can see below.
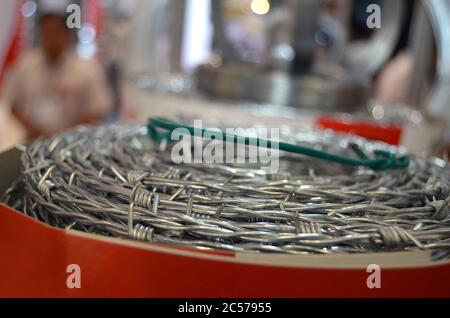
[2,123,450,258]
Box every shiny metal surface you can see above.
[408,1,434,107]
[202,0,405,111]
[422,0,450,137]
[196,63,370,111]
[210,0,404,79]
[126,0,187,76]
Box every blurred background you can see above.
[0,0,449,156]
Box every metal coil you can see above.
[298,221,322,234]
[127,170,147,186]
[133,189,153,210]
[2,123,450,258]
[378,226,414,249]
[132,224,154,242]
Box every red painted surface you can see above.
[0,204,449,298]
[82,0,102,38]
[316,117,403,146]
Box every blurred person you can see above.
[374,51,417,104]
[373,49,450,158]
[0,99,26,152]
[1,12,112,139]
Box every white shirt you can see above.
[3,48,112,135]
[0,100,25,152]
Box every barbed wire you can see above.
[2,124,449,258]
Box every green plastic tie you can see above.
[147,117,410,171]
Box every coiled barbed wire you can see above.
[2,123,450,259]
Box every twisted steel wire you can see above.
[2,123,450,258]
